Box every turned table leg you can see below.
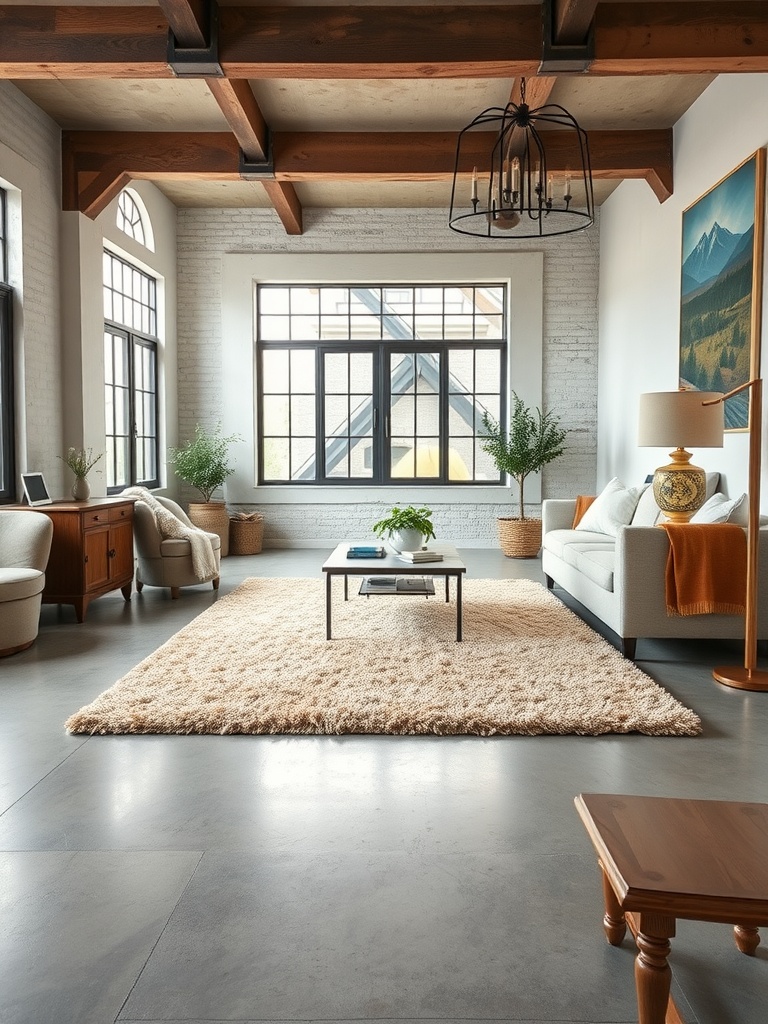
[634,915,676,1024]
[600,864,627,945]
[734,925,760,955]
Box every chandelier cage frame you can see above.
[448,87,595,240]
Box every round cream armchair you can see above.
[0,510,54,657]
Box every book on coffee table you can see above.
[359,577,435,596]
[397,550,443,563]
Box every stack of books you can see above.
[346,544,385,559]
[397,549,443,563]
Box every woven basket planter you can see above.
[497,517,542,559]
[188,501,230,557]
[229,516,264,555]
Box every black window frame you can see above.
[0,281,15,503]
[103,250,160,493]
[256,283,506,486]
[0,187,15,503]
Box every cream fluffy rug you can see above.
[66,578,701,737]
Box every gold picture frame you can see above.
[679,149,766,431]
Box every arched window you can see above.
[116,189,154,251]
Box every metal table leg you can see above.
[456,573,463,641]
[444,574,449,602]
[326,572,332,640]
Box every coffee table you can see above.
[322,542,467,641]
[575,793,768,1024]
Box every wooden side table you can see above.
[575,793,768,1024]
[8,497,135,622]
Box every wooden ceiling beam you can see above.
[2,4,767,79]
[552,0,599,45]
[206,78,269,161]
[262,181,303,235]
[0,6,172,78]
[62,128,673,215]
[157,0,208,48]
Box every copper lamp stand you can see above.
[706,380,768,691]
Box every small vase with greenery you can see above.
[60,447,103,501]
[481,393,568,557]
[168,423,242,557]
[373,504,436,553]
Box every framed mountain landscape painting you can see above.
[680,149,766,430]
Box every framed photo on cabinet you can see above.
[679,149,766,431]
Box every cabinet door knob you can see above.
[109,548,116,558]
[84,554,89,563]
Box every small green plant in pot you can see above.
[373,505,436,553]
[168,423,242,556]
[481,393,568,557]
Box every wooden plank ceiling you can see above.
[2,0,765,234]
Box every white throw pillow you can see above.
[630,484,661,527]
[576,477,642,537]
[690,493,746,524]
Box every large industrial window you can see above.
[0,187,15,502]
[103,250,159,491]
[256,285,505,484]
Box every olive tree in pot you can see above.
[481,394,568,558]
[168,423,241,557]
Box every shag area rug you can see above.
[66,578,701,737]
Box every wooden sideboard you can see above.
[9,497,135,622]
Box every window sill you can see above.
[228,484,523,505]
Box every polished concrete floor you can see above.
[1,548,767,1024]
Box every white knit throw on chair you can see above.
[122,487,218,581]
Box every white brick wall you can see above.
[176,208,599,545]
[0,82,65,497]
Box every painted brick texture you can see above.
[177,207,599,545]
[0,82,65,495]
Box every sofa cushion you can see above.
[576,477,642,537]
[542,528,612,559]
[0,567,45,603]
[562,543,616,592]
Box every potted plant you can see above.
[60,447,102,502]
[168,423,241,556]
[373,504,436,553]
[481,393,568,558]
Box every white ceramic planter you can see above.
[389,528,424,553]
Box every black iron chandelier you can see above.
[448,79,594,239]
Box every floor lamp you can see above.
[703,379,768,691]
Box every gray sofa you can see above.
[541,493,768,659]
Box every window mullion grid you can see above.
[316,345,324,482]
[439,344,450,484]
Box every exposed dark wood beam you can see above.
[509,76,558,110]
[0,6,171,78]
[157,0,208,48]
[62,128,673,217]
[206,78,268,161]
[3,4,767,79]
[553,0,598,45]
[205,79,305,233]
[593,1,768,75]
[262,181,303,235]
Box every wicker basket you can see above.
[188,501,230,557]
[497,517,542,558]
[229,516,264,555]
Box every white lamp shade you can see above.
[638,391,724,448]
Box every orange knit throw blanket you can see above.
[661,523,747,616]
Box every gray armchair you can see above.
[132,495,221,599]
[0,510,54,657]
